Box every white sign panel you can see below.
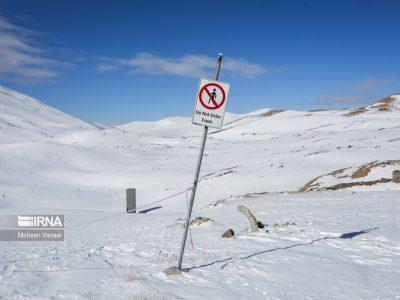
[192,78,230,129]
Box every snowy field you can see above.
[0,86,400,299]
[1,192,399,299]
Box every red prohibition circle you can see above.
[198,83,226,110]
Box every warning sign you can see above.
[192,79,230,129]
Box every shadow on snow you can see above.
[186,227,379,271]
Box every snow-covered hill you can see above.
[343,93,400,116]
[1,85,399,209]
[0,86,399,299]
[0,86,94,143]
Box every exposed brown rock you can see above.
[222,229,235,238]
[343,107,366,117]
[273,222,296,228]
[393,170,400,183]
[201,199,226,210]
[377,95,395,105]
[243,191,269,198]
[329,168,349,176]
[164,266,188,275]
[299,160,400,192]
[326,178,392,191]
[387,137,400,143]
[370,95,400,112]
[352,160,400,179]
[257,221,265,229]
[299,168,349,192]
[258,109,286,117]
[351,161,377,179]
[299,177,321,192]
[189,216,213,226]
[308,109,332,112]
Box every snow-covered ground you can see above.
[0,86,399,299]
[1,192,399,299]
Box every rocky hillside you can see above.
[343,94,400,116]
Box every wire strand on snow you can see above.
[70,185,192,229]
[0,183,197,265]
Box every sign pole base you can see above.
[177,125,208,270]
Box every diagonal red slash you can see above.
[204,87,219,107]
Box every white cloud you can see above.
[97,53,266,78]
[96,63,120,72]
[0,15,69,85]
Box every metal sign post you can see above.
[177,54,224,270]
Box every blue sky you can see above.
[0,0,399,124]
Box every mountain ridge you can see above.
[0,85,399,211]
[2,84,399,129]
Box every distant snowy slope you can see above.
[0,85,94,141]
